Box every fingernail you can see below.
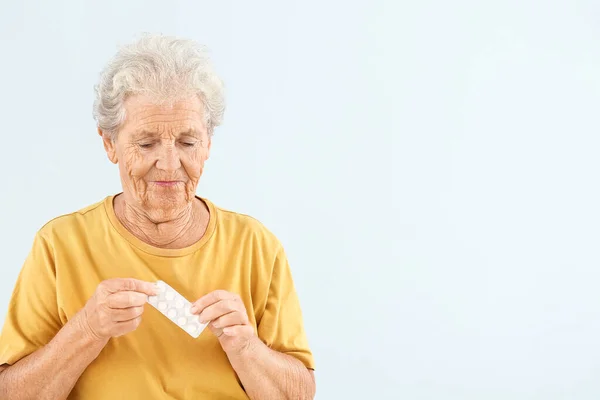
[190,306,198,314]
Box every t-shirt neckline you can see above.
[103,193,217,257]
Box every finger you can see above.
[196,299,238,323]
[102,278,158,296]
[110,306,144,322]
[106,291,149,309]
[112,316,142,337]
[210,310,248,329]
[191,290,234,314]
[209,324,224,338]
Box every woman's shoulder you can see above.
[209,200,283,249]
[35,197,109,239]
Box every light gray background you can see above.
[1,1,599,399]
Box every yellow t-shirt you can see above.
[0,195,314,399]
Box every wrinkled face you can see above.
[101,95,211,222]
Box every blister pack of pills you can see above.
[147,280,207,338]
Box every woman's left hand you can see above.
[191,290,255,354]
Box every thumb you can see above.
[208,322,224,338]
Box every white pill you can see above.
[167,309,177,319]
[158,302,167,310]
[148,296,157,305]
[175,300,184,309]
[184,306,191,316]
[186,325,197,334]
[177,317,187,326]
[157,281,166,290]
[165,291,175,301]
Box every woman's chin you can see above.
[143,195,193,222]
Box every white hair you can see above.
[92,33,225,139]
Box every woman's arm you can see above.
[0,278,157,400]
[227,335,316,400]
[0,310,108,400]
[192,289,316,400]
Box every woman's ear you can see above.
[98,128,118,164]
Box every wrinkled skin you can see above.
[99,94,211,248]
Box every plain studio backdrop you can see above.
[1,0,599,399]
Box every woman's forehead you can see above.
[120,96,207,137]
[124,95,204,117]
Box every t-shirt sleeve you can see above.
[257,245,315,370]
[0,231,62,366]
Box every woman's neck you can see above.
[114,195,209,249]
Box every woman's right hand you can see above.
[79,278,158,341]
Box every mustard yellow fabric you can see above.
[0,195,314,399]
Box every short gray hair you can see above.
[93,33,225,139]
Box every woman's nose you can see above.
[156,143,182,172]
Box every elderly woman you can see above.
[0,34,315,400]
